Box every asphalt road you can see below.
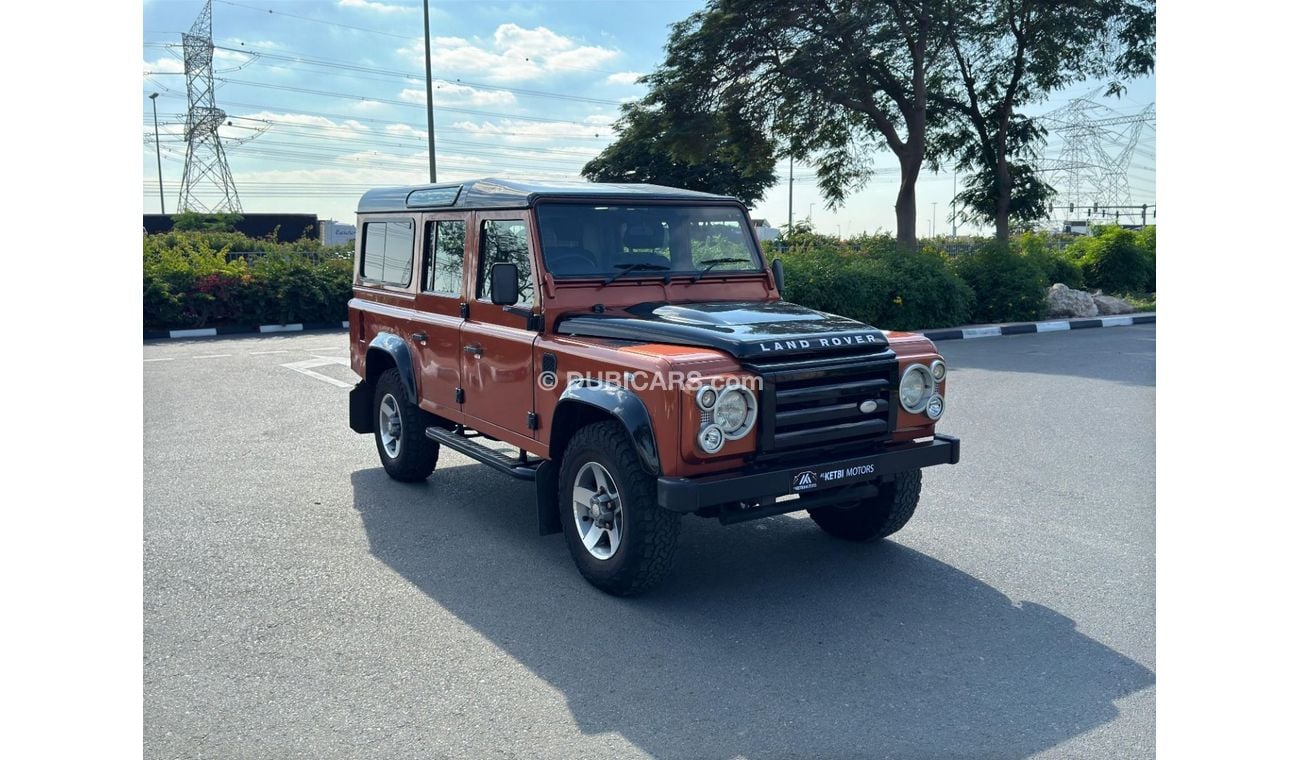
[144,324,1155,759]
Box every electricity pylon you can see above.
[177,0,241,213]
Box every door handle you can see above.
[411,331,427,344]
[464,344,484,357]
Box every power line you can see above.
[210,77,612,129]
[146,41,628,106]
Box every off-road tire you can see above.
[559,421,680,596]
[808,469,922,542]
[373,368,439,482]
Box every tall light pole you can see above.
[422,0,437,183]
[149,93,165,214]
[951,172,958,237]
[786,155,793,236]
[931,202,937,239]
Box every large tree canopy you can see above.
[645,0,958,248]
[931,0,1155,240]
[581,99,777,205]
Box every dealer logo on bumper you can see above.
[793,462,879,493]
[792,470,819,491]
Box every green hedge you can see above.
[1065,225,1154,295]
[774,234,974,330]
[950,242,1048,323]
[144,230,353,329]
[770,227,1154,329]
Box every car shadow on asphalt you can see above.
[351,466,1154,758]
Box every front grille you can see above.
[743,351,897,457]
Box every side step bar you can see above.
[425,426,540,481]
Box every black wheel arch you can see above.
[350,332,419,434]
[549,379,661,476]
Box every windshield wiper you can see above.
[602,262,671,286]
[691,257,753,282]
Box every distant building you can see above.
[321,219,357,247]
[751,217,781,242]
[142,213,319,242]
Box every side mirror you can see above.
[490,262,520,305]
[770,258,785,297]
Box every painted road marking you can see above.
[143,358,174,362]
[961,326,1002,339]
[1037,321,1071,332]
[281,357,353,389]
[194,354,232,359]
[250,350,291,355]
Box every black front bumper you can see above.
[657,435,960,513]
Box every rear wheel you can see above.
[808,469,922,542]
[373,368,439,482]
[559,421,680,596]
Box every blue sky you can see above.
[143,0,1155,235]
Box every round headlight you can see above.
[713,385,757,438]
[930,360,946,382]
[698,424,725,453]
[696,386,718,410]
[926,394,944,420]
[899,364,934,413]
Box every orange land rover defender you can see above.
[348,179,959,595]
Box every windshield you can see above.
[535,203,763,279]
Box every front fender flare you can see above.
[554,379,660,475]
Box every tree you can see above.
[646,0,959,249]
[582,99,777,205]
[932,0,1155,241]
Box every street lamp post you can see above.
[149,93,165,214]
[422,0,437,183]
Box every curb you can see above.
[920,313,1154,342]
[143,313,1154,342]
[144,321,349,340]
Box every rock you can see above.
[1046,283,1098,318]
[1092,293,1134,315]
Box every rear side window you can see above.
[361,220,415,286]
[423,220,466,296]
[477,219,534,305]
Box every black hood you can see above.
[555,301,890,360]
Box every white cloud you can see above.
[400,83,517,106]
[605,71,643,86]
[450,118,610,143]
[338,0,415,14]
[545,46,619,72]
[144,56,183,74]
[400,23,620,82]
[385,123,426,140]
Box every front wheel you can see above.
[808,469,922,541]
[559,421,680,596]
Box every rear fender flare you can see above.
[365,332,418,404]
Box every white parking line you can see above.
[143,358,174,362]
[250,350,290,355]
[194,354,232,359]
[281,357,354,389]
